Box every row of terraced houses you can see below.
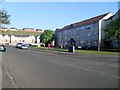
[0,28,43,45]
[55,9,120,50]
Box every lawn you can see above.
[31,46,119,55]
[75,49,119,55]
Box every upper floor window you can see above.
[81,26,84,30]
[81,40,85,44]
[76,35,79,38]
[86,24,91,29]
[65,37,67,39]
[65,30,67,33]
[94,32,97,35]
[80,34,84,36]
[59,36,61,39]
[76,27,79,30]
[87,40,91,44]
[87,33,91,36]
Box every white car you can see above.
[0,45,6,52]
[16,43,23,48]
[19,44,28,49]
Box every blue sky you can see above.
[2,2,118,30]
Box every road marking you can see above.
[65,64,120,79]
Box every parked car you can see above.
[19,44,28,49]
[0,45,6,52]
[25,44,31,47]
[16,43,23,48]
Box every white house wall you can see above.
[0,34,40,45]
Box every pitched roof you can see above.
[105,15,115,21]
[106,9,120,21]
[59,13,110,31]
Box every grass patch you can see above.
[75,49,119,55]
[31,46,118,55]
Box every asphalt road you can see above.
[2,46,119,88]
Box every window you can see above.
[76,27,79,30]
[65,37,67,39]
[87,40,91,44]
[94,40,97,43]
[81,34,84,36]
[87,33,91,36]
[81,41,85,44]
[94,32,97,35]
[5,39,8,42]
[65,31,67,33]
[59,36,61,38]
[86,24,91,29]
[81,26,84,30]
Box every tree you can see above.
[0,9,11,27]
[104,19,120,49]
[40,30,54,46]
[69,38,75,46]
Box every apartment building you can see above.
[55,13,113,49]
[35,29,44,32]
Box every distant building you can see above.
[9,27,17,31]
[55,13,113,50]
[35,29,44,32]
[0,27,8,31]
[0,34,40,45]
[23,28,34,32]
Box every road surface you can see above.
[2,46,119,88]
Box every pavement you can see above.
[2,45,119,88]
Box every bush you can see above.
[31,45,37,47]
[89,46,97,50]
[40,43,45,47]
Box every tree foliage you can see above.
[40,30,54,45]
[0,9,11,27]
[104,19,120,48]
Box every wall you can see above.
[0,34,40,45]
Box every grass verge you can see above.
[30,46,119,55]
